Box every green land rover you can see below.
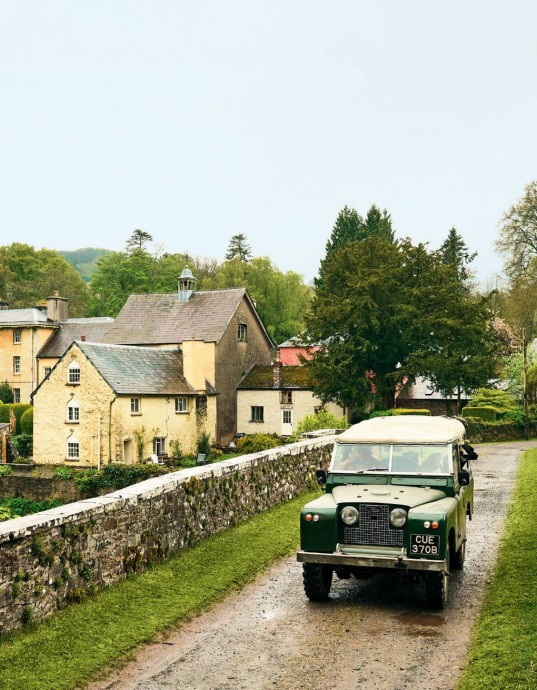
[297,415,476,609]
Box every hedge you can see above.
[461,406,497,422]
[392,408,431,416]
[20,407,33,435]
[464,418,537,443]
[0,403,32,434]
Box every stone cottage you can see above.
[32,341,211,466]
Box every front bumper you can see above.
[297,544,446,572]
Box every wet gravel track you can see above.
[89,441,531,690]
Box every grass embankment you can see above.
[0,491,317,690]
[458,449,537,689]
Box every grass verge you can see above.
[458,449,537,689]
[0,490,318,690]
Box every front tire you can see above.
[303,563,333,601]
[452,538,466,570]
[425,550,449,610]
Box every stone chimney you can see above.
[178,267,197,302]
[47,292,68,322]
[273,355,283,388]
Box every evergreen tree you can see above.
[126,229,153,253]
[439,227,477,283]
[225,234,252,262]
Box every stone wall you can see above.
[0,436,334,636]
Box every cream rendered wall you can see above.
[33,346,114,466]
[0,326,56,402]
[237,390,344,437]
[180,341,216,391]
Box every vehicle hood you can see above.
[332,484,447,507]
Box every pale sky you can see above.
[1,1,536,286]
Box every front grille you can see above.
[343,504,403,547]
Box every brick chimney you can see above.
[47,292,68,322]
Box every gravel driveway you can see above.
[90,441,531,690]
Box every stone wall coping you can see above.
[0,436,336,545]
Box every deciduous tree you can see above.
[496,180,537,279]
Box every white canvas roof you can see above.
[337,415,466,445]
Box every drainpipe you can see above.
[108,396,117,464]
[97,412,101,470]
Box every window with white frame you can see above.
[67,399,80,423]
[67,439,80,459]
[44,367,52,378]
[175,396,189,413]
[68,361,80,384]
[238,323,247,342]
[251,406,264,422]
[280,390,293,404]
[13,328,21,344]
[131,398,141,414]
[13,356,20,374]
[13,388,20,404]
[283,409,292,425]
[153,437,166,456]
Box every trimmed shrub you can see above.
[463,418,537,443]
[392,408,431,416]
[236,434,282,454]
[20,407,33,435]
[291,409,348,441]
[368,409,393,419]
[0,381,13,404]
[461,406,497,422]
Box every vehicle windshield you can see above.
[331,443,450,474]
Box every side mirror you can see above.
[316,469,327,485]
[458,469,470,486]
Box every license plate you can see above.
[410,534,440,556]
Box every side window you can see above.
[251,406,264,422]
[131,398,141,415]
[13,356,20,374]
[67,438,80,460]
[13,388,21,404]
[68,361,80,384]
[13,328,21,344]
[175,397,189,413]
[238,324,247,342]
[67,399,80,422]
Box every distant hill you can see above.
[59,248,113,282]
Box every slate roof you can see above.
[72,341,197,396]
[103,289,266,345]
[0,309,56,326]
[238,365,311,390]
[38,318,114,358]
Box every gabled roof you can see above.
[399,376,471,401]
[0,308,56,327]
[103,288,273,346]
[37,319,114,358]
[63,342,196,396]
[238,364,311,390]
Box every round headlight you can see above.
[390,508,407,528]
[341,506,359,526]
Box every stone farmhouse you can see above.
[100,270,274,446]
[237,358,345,437]
[32,341,210,466]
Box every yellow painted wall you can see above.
[180,341,216,391]
[237,390,344,437]
[33,344,217,466]
[0,326,56,402]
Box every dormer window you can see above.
[68,361,80,384]
[238,324,247,342]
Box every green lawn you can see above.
[0,490,318,690]
[458,449,537,689]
